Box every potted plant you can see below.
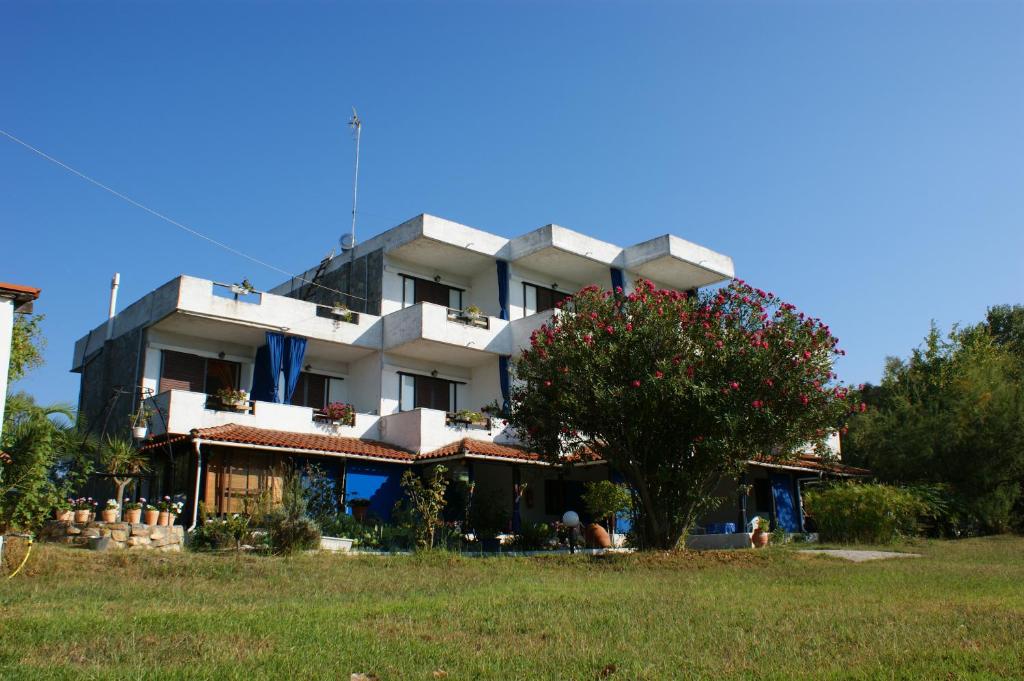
[129,405,153,440]
[229,278,256,296]
[321,402,355,427]
[53,498,73,522]
[100,498,119,523]
[100,436,150,521]
[73,497,96,523]
[463,304,482,321]
[168,499,184,525]
[581,480,632,547]
[157,496,173,526]
[143,500,160,525]
[216,387,250,411]
[347,498,371,522]
[330,301,355,322]
[752,516,771,548]
[123,498,143,524]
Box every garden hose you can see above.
[6,533,34,579]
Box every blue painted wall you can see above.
[344,462,404,522]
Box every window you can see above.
[544,479,566,516]
[159,350,240,396]
[753,478,773,512]
[401,274,463,310]
[398,372,461,412]
[523,283,571,316]
[290,372,331,409]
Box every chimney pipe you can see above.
[106,272,120,340]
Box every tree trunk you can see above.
[114,478,130,522]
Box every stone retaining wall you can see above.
[41,520,185,552]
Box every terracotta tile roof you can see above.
[752,454,870,477]
[0,282,41,301]
[420,438,542,462]
[189,424,415,462]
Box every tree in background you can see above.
[844,323,1024,533]
[0,394,96,532]
[509,279,857,550]
[581,480,632,533]
[98,436,150,519]
[8,314,45,384]
[400,465,449,550]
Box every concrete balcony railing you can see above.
[73,276,381,369]
[378,407,518,455]
[145,390,381,440]
[383,302,511,363]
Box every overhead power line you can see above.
[0,128,364,302]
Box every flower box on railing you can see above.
[445,410,491,430]
[205,394,252,414]
[446,308,490,329]
[315,402,356,427]
[316,305,360,325]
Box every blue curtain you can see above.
[250,332,285,402]
[610,267,625,291]
[282,336,307,404]
[771,474,800,532]
[496,259,510,320]
[499,355,511,414]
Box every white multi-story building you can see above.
[72,214,863,538]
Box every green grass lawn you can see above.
[2,536,1023,680]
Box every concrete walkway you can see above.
[798,549,922,562]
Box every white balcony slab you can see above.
[507,224,620,284]
[622,234,734,290]
[378,408,517,455]
[73,276,381,369]
[383,302,511,365]
[146,389,381,440]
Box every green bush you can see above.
[267,512,321,554]
[189,513,262,551]
[804,482,925,544]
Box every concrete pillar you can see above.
[0,298,14,441]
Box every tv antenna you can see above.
[343,107,362,253]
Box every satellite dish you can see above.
[339,233,356,252]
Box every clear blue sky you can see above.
[3,1,1022,407]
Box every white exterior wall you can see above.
[74,214,737,456]
[0,299,13,441]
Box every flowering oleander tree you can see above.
[508,279,860,550]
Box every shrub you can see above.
[581,480,632,529]
[266,466,321,554]
[516,521,556,550]
[189,513,260,551]
[267,512,321,555]
[804,482,925,544]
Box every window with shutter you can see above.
[159,351,206,393]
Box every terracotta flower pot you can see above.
[143,509,160,525]
[100,509,117,523]
[168,514,178,526]
[752,529,770,548]
[74,510,91,524]
[584,522,613,549]
[54,509,73,522]
[158,511,170,526]
[125,508,142,524]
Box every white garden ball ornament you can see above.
[561,511,580,528]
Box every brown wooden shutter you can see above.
[307,374,327,409]
[415,375,452,411]
[159,351,206,393]
[414,278,451,307]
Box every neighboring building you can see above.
[1,282,41,441]
[71,214,863,536]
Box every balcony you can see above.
[145,390,381,440]
[72,276,381,371]
[383,302,511,366]
[378,407,517,455]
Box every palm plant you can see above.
[0,394,82,532]
[99,436,149,520]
